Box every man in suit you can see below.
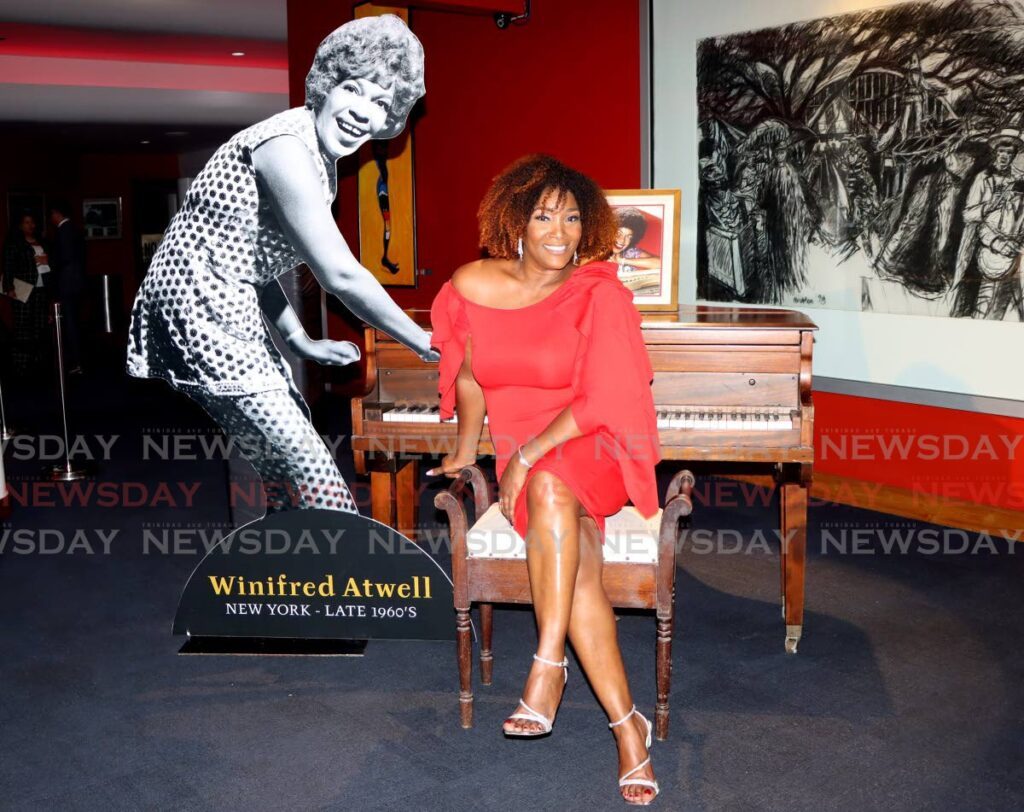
[48,200,86,373]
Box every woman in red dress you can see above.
[428,155,662,805]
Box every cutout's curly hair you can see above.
[615,207,648,248]
[477,155,617,261]
[304,15,425,140]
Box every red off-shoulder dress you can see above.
[430,261,661,539]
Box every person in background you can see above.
[48,199,87,374]
[2,212,52,377]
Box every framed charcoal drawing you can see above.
[696,0,1024,322]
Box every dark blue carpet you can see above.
[1,367,1022,811]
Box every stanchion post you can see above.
[47,301,93,482]
[0,370,14,441]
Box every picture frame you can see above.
[356,4,417,287]
[604,189,681,312]
[83,197,122,240]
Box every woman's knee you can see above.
[526,470,578,513]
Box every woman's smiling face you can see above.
[522,189,582,272]
[315,77,394,159]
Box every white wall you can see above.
[652,0,1023,403]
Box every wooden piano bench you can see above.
[434,465,695,740]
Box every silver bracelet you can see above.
[517,445,533,468]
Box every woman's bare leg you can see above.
[503,471,581,734]
[568,517,657,805]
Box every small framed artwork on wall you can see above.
[604,189,680,312]
[83,197,122,240]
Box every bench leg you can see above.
[457,608,473,728]
[479,603,493,685]
[655,614,672,741]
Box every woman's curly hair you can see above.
[304,15,425,140]
[615,207,648,248]
[478,155,618,261]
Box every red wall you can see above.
[286,0,642,310]
[285,1,1024,514]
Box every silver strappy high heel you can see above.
[609,704,659,804]
[503,653,568,737]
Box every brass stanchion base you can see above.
[45,460,96,482]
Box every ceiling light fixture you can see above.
[231,51,245,57]
[140,140,150,144]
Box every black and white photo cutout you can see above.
[126,15,434,514]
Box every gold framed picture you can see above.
[356,3,417,288]
[604,189,680,312]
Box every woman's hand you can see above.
[292,336,361,366]
[498,452,530,524]
[426,453,477,478]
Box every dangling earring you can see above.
[573,250,579,265]
[517,238,523,259]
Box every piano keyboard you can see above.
[382,403,787,431]
[656,406,793,431]
[381,404,488,424]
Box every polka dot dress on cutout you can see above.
[126,107,357,514]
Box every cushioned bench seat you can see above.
[466,503,664,564]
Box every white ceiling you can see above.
[0,0,288,39]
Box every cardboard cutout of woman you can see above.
[126,16,435,513]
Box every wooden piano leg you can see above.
[779,500,788,621]
[370,467,394,527]
[369,458,420,538]
[395,459,419,538]
[779,464,809,654]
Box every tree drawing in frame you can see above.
[696,0,1024,321]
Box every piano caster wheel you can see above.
[784,624,802,655]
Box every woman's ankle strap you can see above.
[533,653,568,669]
[608,704,637,729]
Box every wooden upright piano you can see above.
[352,306,817,653]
